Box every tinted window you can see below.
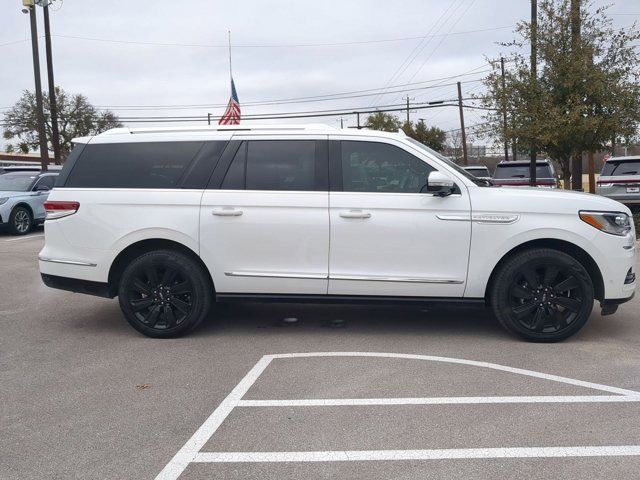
[244,140,316,191]
[601,161,640,177]
[341,141,434,193]
[65,142,203,188]
[35,175,56,190]
[221,142,246,189]
[493,164,553,179]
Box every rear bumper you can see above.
[41,273,115,298]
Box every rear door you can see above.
[327,136,471,298]
[199,136,329,294]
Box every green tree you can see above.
[410,119,447,152]
[364,112,402,132]
[480,0,640,188]
[365,113,447,152]
[2,87,122,161]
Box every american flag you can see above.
[218,78,241,125]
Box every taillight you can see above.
[44,201,80,220]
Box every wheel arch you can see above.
[107,238,215,297]
[12,202,34,219]
[484,238,605,304]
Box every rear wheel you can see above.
[490,248,594,342]
[118,250,213,338]
[9,206,33,235]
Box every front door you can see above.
[199,137,329,294]
[328,137,471,297]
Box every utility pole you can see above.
[42,1,60,164]
[500,57,509,162]
[404,96,410,125]
[457,81,468,166]
[25,0,49,172]
[529,0,537,186]
[570,0,583,191]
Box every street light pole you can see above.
[43,1,61,164]
[25,1,50,172]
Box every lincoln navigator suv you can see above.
[39,125,636,342]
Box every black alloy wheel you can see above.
[118,250,213,338]
[491,248,594,342]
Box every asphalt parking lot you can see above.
[2,231,640,479]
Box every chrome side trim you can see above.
[225,271,327,280]
[436,213,520,225]
[224,271,464,284]
[472,213,520,225]
[38,256,97,267]
[436,215,470,222]
[330,274,464,284]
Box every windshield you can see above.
[493,164,552,179]
[0,173,36,192]
[404,137,489,186]
[601,160,640,177]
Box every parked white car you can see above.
[39,125,636,341]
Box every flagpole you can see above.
[227,30,233,84]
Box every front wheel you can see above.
[118,250,213,338]
[490,248,594,342]
[9,206,33,235]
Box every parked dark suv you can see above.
[492,159,560,188]
[596,156,640,205]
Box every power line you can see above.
[91,75,488,111]
[48,25,513,50]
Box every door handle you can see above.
[212,207,243,217]
[339,210,371,219]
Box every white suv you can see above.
[39,125,636,341]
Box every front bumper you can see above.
[601,292,635,316]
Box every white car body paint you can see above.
[39,125,635,302]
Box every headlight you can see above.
[0,197,8,205]
[580,211,632,236]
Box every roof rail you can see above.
[98,124,336,136]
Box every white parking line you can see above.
[4,234,44,242]
[193,445,640,463]
[238,395,640,407]
[154,352,640,479]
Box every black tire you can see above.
[118,249,213,338]
[490,248,594,342]
[9,206,33,235]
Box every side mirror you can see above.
[34,184,51,192]
[426,171,455,197]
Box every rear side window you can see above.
[64,142,204,188]
[493,164,553,179]
[221,140,317,191]
[601,161,640,177]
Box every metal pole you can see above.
[457,82,468,166]
[356,112,361,129]
[43,1,60,164]
[406,96,410,125]
[529,0,537,186]
[28,5,49,172]
[207,113,211,125]
[500,56,509,162]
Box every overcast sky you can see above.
[0,0,637,150]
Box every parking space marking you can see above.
[155,352,640,479]
[237,395,640,407]
[193,446,640,463]
[4,234,44,242]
